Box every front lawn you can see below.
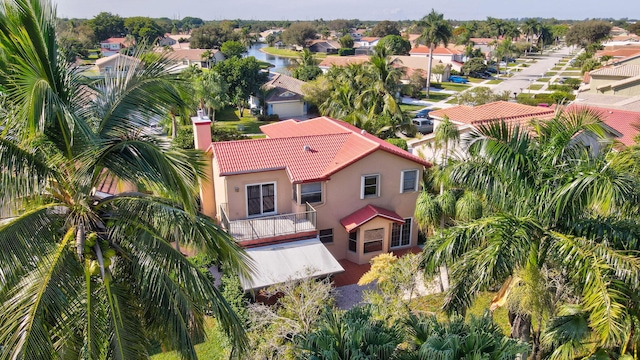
[262,46,328,59]
[438,83,471,92]
[215,107,277,134]
[529,84,544,90]
[150,318,229,360]
[421,92,452,102]
[560,71,582,77]
[537,78,551,82]
[400,104,427,113]
[467,78,485,83]
[486,79,503,84]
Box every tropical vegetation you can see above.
[420,108,640,358]
[0,0,249,358]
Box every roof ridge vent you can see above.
[303,145,311,152]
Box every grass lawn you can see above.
[262,46,328,59]
[486,79,503,84]
[560,71,582,77]
[438,83,471,92]
[467,78,484,84]
[507,63,518,67]
[400,104,427,113]
[412,291,510,335]
[565,66,581,71]
[537,78,551,82]
[551,66,562,70]
[421,92,451,102]
[446,97,459,104]
[150,318,229,360]
[545,72,557,77]
[215,107,276,134]
[529,84,544,90]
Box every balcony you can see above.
[219,203,317,244]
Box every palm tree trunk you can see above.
[171,112,177,138]
[426,45,435,98]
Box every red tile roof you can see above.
[318,55,370,68]
[340,205,405,232]
[211,117,430,183]
[429,101,556,126]
[566,105,640,146]
[409,45,462,55]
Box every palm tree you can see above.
[0,0,249,358]
[522,19,541,55]
[415,10,452,99]
[195,70,229,121]
[422,108,640,358]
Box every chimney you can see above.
[191,112,216,219]
[192,111,212,151]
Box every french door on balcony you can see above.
[246,183,276,217]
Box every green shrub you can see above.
[172,125,247,150]
[386,138,408,151]
[564,78,582,89]
[338,48,355,56]
[257,114,280,121]
[548,84,573,92]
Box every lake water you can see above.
[245,43,292,75]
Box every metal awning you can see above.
[240,238,344,291]
[340,204,405,233]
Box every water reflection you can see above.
[245,43,292,75]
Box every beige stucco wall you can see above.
[217,169,292,221]
[612,81,640,96]
[209,149,425,264]
[314,150,422,264]
[590,75,629,94]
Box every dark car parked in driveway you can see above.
[415,108,432,118]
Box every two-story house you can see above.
[193,115,431,291]
[99,37,130,57]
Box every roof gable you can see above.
[212,117,430,183]
[429,101,555,125]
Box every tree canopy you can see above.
[89,11,125,41]
[281,22,317,47]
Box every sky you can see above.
[54,0,639,21]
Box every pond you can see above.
[245,43,292,74]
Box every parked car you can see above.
[412,118,434,134]
[415,108,432,118]
[470,71,489,79]
[449,75,468,84]
[486,66,497,73]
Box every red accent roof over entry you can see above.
[340,205,405,233]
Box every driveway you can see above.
[492,46,575,96]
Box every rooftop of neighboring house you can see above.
[308,39,340,49]
[263,73,306,102]
[469,37,495,45]
[359,37,380,43]
[166,48,218,62]
[318,55,370,68]
[163,33,191,41]
[209,117,430,183]
[430,101,556,126]
[409,45,462,56]
[566,105,640,146]
[597,48,640,59]
[100,37,129,45]
[590,64,640,78]
[94,53,140,67]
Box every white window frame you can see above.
[300,182,323,204]
[390,218,413,248]
[245,182,277,218]
[360,174,380,199]
[400,169,419,193]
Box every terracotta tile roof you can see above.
[340,205,405,232]
[263,73,306,102]
[429,101,555,126]
[211,117,430,183]
[318,55,370,68]
[590,64,640,77]
[566,105,640,146]
[469,37,494,45]
[597,48,640,58]
[166,48,218,61]
[409,45,462,55]
[360,37,380,43]
[101,37,128,44]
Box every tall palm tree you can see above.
[522,19,541,55]
[415,10,452,99]
[422,108,640,358]
[195,70,229,121]
[0,0,249,358]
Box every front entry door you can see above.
[247,183,276,216]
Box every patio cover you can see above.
[240,238,344,291]
[340,204,405,233]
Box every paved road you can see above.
[492,46,574,96]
